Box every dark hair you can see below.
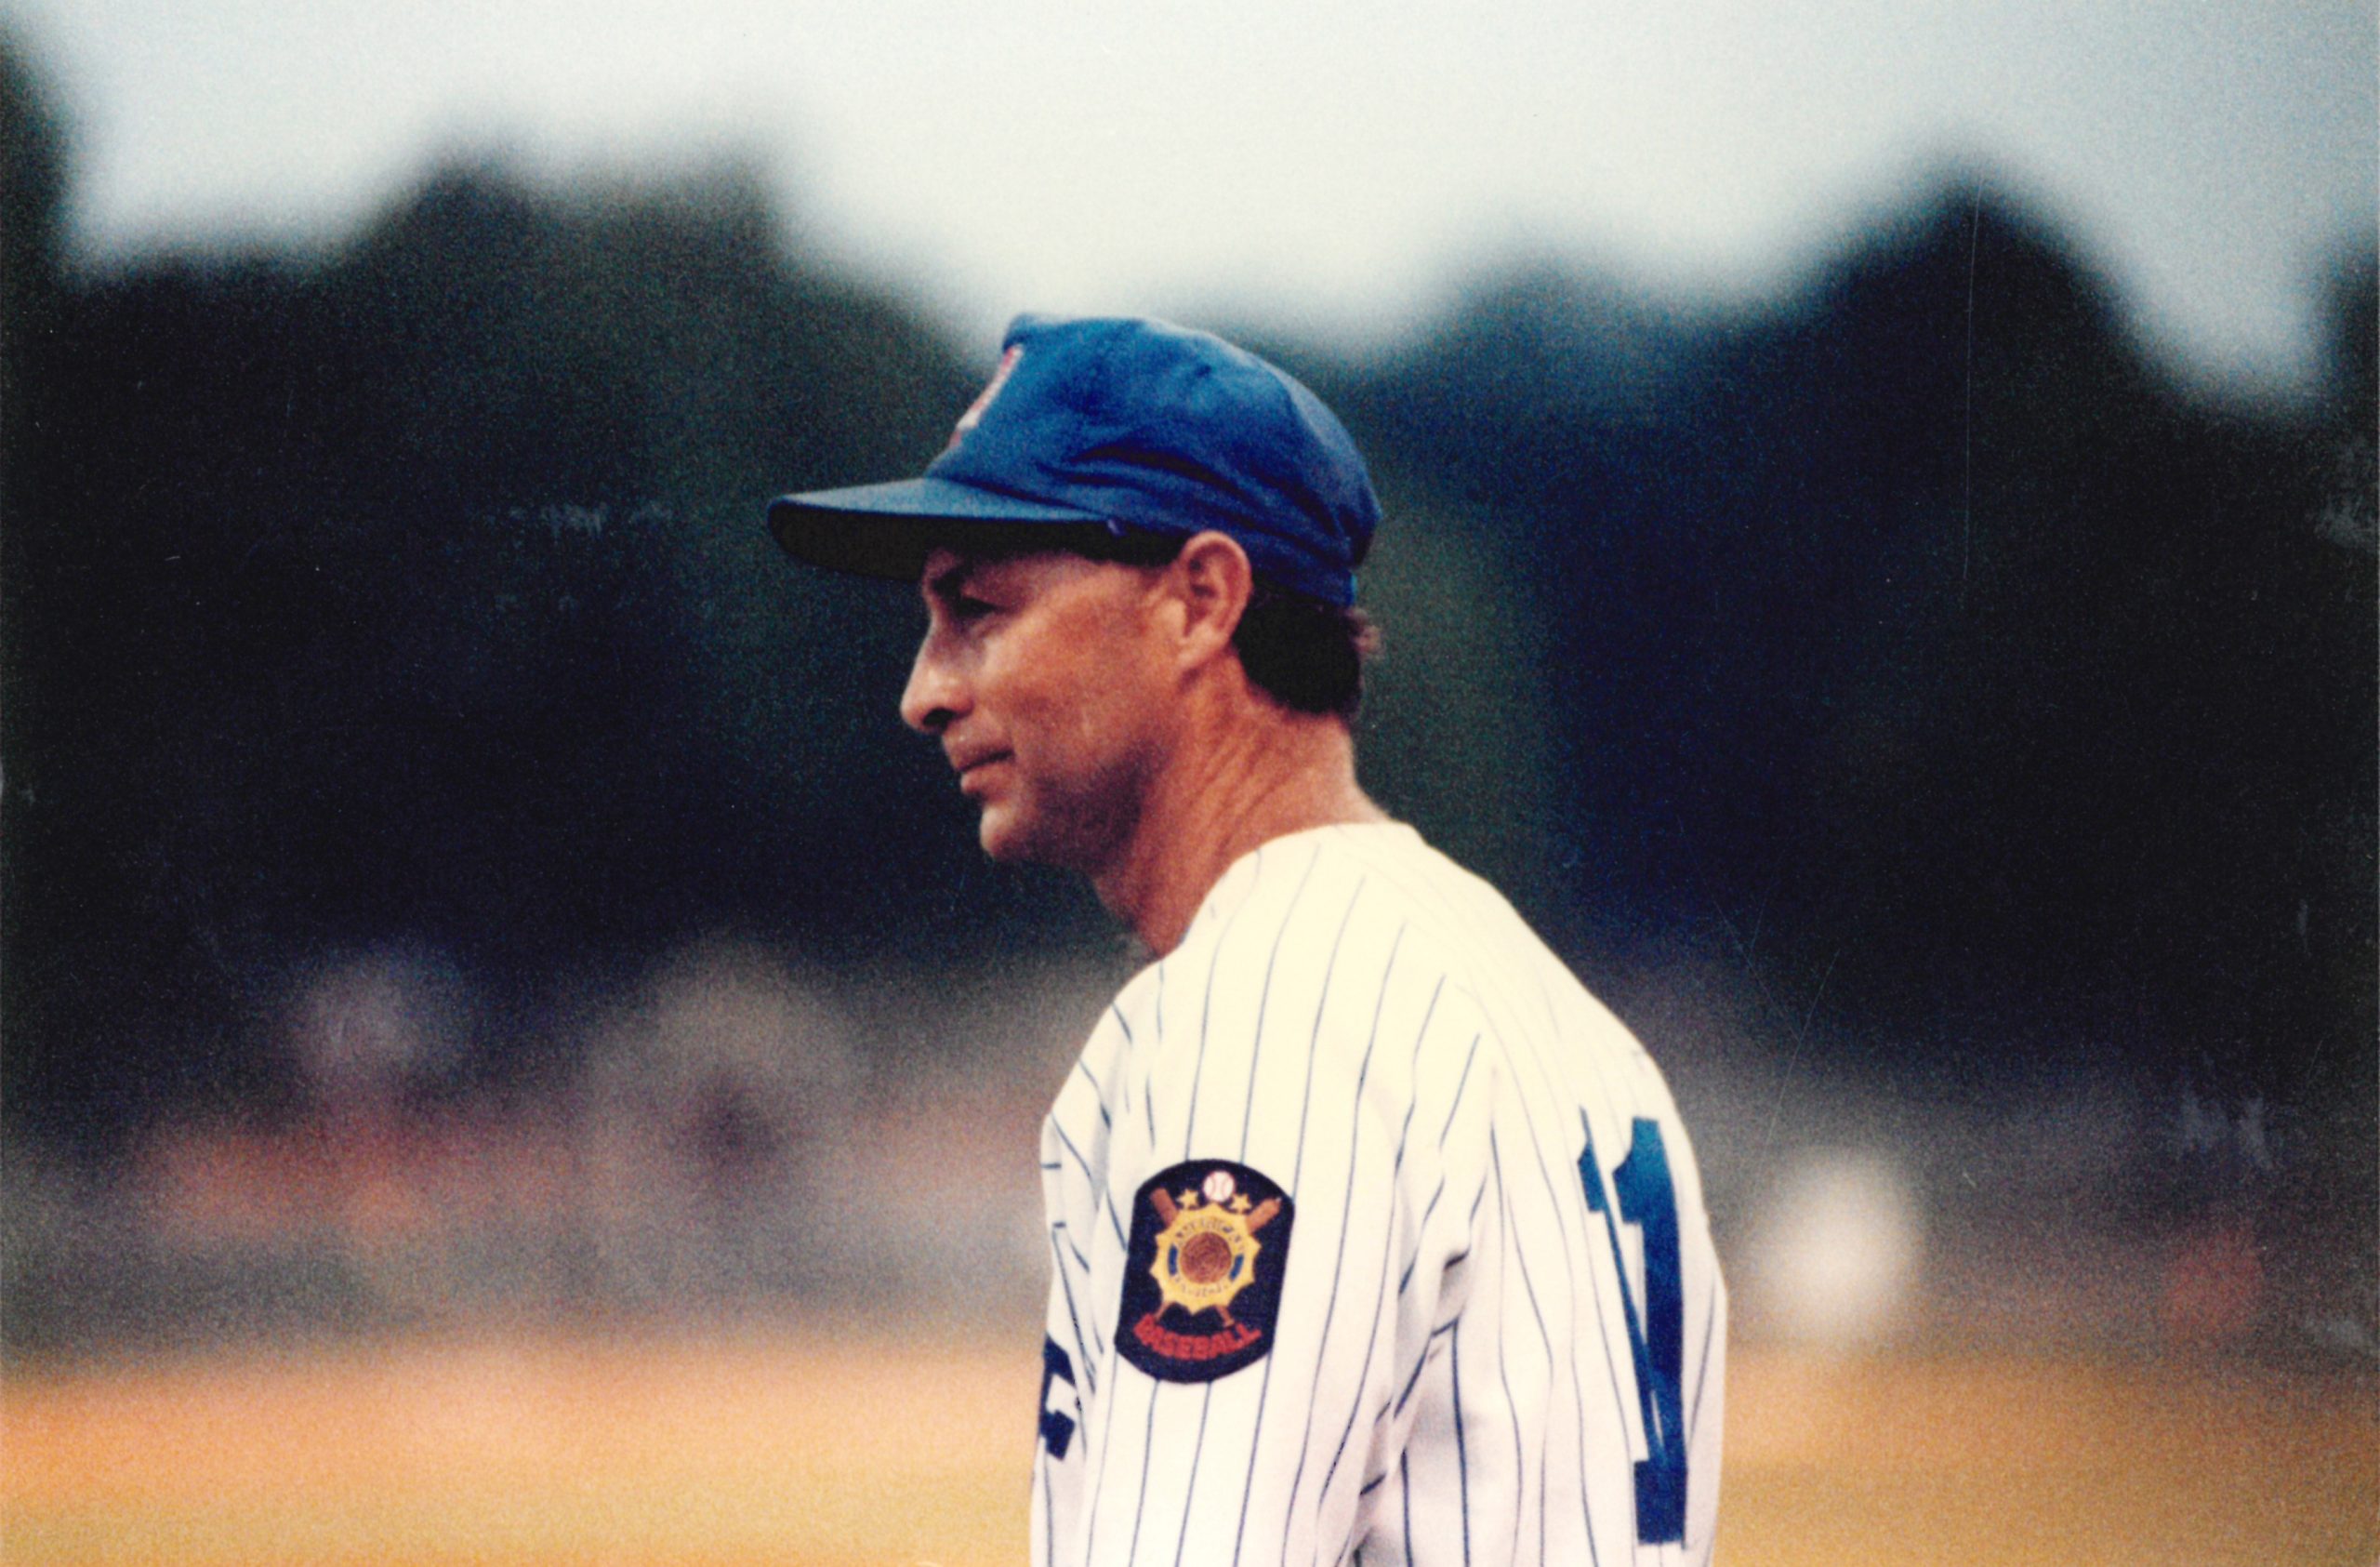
[1068,525,1379,718]
[1231,579,1379,718]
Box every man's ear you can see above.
[1165,532,1255,670]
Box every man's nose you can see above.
[900,636,964,735]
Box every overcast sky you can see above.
[8,0,2373,392]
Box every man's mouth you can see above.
[953,751,1010,791]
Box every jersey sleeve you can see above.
[1058,882,1498,1567]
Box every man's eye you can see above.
[953,593,1000,620]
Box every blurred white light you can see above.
[287,945,472,1109]
[1755,1148,1924,1347]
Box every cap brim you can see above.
[768,476,1105,582]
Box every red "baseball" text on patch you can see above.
[1132,1313,1260,1363]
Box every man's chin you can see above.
[975,803,1086,870]
[975,805,1034,863]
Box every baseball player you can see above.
[768,315,1724,1566]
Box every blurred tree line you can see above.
[3,39,2372,1168]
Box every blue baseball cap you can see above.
[768,314,1380,606]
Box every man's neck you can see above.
[1091,707,1387,954]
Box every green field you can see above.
[5,1328,2373,1565]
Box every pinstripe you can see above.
[1450,1319,1472,1567]
[1183,932,1222,1162]
[1401,1198,1456,1299]
[1184,845,1278,1158]
[1168,1384,1217,1567]
[1077,1345,1130,1564]
[1049,1115,1099,1193]
[1527,1125,1619,1554]
[1310,1174,1398,1566]
[1436,1033,1483,1147]
[1491,1144,1524,1567]
[1394,1317,1460,1418]
[1399,1183,1448,1300]
[1673,1290,1722,1567]
[1049,1227,1098,1397]
[1494,1130,1562,1565]
[1514,1081,1606,1556]
[1388,976,1447,1176]
[1399,1450,1414,1567]
[1142,970,1163,1157]
[1122,1385,1160,1567]
[1464,979,1609,1556]
[1078,942,1182,1567]
[1377,974,1447,1305]
[1397,1032,1482,1296]
[1077,1059,1113,1126]
[1098,1171,1129,1251]
[1273,914,1400,1562]
[1042,1442,1057,1567]
[1689,1285,1716,1430]
[1269,880,1368,1178]
[1232,846,1330,1156]
[1157,847,1324,1567]
[1221,870,1361,1567]
[1301,935,1412,1560]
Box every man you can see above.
[768,315,1724,1566]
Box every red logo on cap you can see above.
[946,344,1023,450]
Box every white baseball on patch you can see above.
[1202,1170,1236,1203]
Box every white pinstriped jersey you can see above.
[1033,822,1725,1567]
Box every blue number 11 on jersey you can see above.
[1578,1113,1687,1545]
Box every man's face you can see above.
[901,545,1176,871]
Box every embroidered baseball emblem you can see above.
[1117,1159,1293,1383]
[945,343,1023,449]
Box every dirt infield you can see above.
[5,1327,2373,1565]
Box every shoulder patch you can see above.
[1115,1160,1295,1384]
